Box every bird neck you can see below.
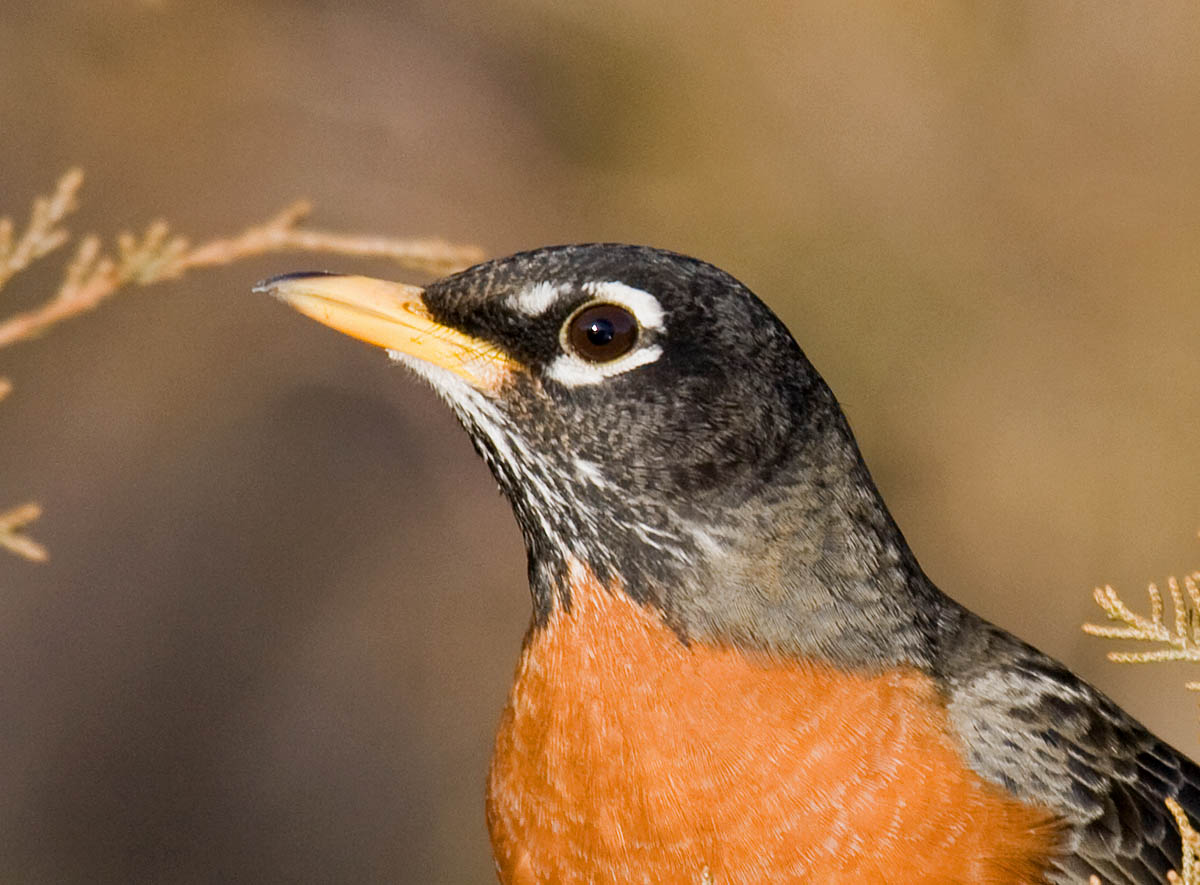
[522,410,947,672]
[671,416,946,670]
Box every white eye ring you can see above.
[544,282,666,387]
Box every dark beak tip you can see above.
[253,270,342,294]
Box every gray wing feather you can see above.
[939,612,1199,884]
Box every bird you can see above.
[258,244,1200,884]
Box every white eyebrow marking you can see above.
[581,281,664,329]
[509,281,564,316]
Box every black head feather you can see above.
[417,244,944,666]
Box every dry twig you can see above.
[0,168,485,559]
[0,169,484,351]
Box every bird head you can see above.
[258,244,935,663]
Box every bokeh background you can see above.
[2,1,1199,881]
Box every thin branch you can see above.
[0,168,485,560]
[0,179,484,351]
[174,203,482,278]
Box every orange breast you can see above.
[486,565,1062,884]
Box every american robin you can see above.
[258,245,1199,884]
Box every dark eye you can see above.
[565,303,639,362]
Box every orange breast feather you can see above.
[486,567,1061,884]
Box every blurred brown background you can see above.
[1,1,1199,881]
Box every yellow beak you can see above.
[256,272,513,389]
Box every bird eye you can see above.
[564,303,639,362]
